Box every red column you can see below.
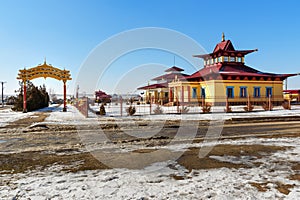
[63,81,67,112]
[23,81,27,113]
[169,88,172,102]
[187,86,190,102]
[181,86,184,103]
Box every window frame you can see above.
[201,87,206,98]
[192,87,197,99]
[253,87,261,98]
[226,86,234,98]
[239,86,247,98]
[266,87,273,98]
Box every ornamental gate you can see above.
[17,60,72,112]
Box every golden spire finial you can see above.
[222,32,225,42]
[44,57,46,64]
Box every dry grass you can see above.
[5,112,49,129]
[250,181,294,195]
[177,144,287,171]
[249,182,269,192]
[0,151,109,174]
[289,174,300,181]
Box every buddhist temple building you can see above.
[139,34,297,106]
[138,66,188,104]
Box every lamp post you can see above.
[0,81,6,107]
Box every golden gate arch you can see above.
[17,60,72,112]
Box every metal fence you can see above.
[74,95,291,118]
[74,97,89,117]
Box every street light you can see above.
[0,81,7,107]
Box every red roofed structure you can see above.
[168,33,297,105]
[95,90,112,104]
[137,66,188,104]
[138,34,297,106]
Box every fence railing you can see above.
[74,95,292,118]
[74,97,89,118]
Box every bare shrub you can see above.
[202,103,212,113]
[99,104,106,115]
[244,103,254,112]
[262,102,273,111]
[179,106,189,114]
[282,101,291,110]
[224,106,232,113]
[153,105,163,114]
[126,105,136,116]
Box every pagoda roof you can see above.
[164,66,184,72]
[152,72,188,81]
[193,39,257,59]
[186,63,297,80]
[137,83,168,90]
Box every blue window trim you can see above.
[192,87,197,99]
[253,86,261,98]
[266,87,273,97]
[226,86,234,98]
[239,86,247,98]
[201,87,206,98]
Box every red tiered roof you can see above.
[186,62,296,81]
[189,34,297,81]
[137,83,168,90]
[164,66,184,72]
[152,72,188,81]
[138,65,188,90]
[193,39,257,59]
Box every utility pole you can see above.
[0,81,6,107]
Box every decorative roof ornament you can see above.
[222,32,225,42]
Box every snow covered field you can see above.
[0,104,300,199]
[1,104,300,127]
[0,108,33,127]
[0,136,299,199]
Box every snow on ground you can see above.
[44,104,87,123]
[1,104,300,127]
[0,108,33,127]
[90,104,300,121]
[0,136,299,199]
[1,104,300,199]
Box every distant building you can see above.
[139,34,297,106]
[95,90,112,103]
[138,66,188,104]
[283,90,300,102]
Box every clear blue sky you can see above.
[0,0,300,96]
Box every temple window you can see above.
[224,56,229,62]
[218,57,222,62]
[240,86,247,98]
[253,87,261,98]
[237,57,242,62]
[266,87,272,97]
[226,86,234,98]
[214,58,218,63]
[192,87,197,98]
[201,87,206,98]
[230,57,236,62]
